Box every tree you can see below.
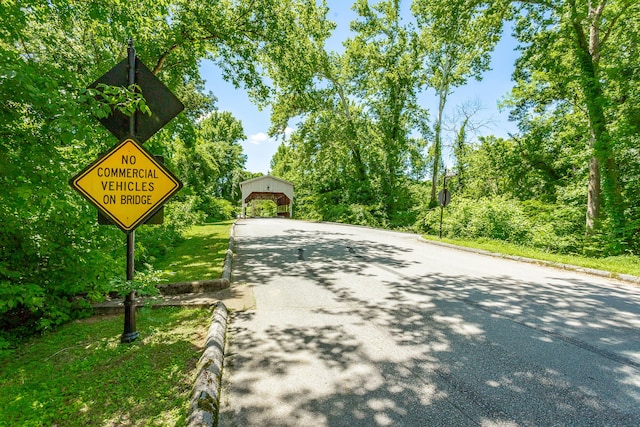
[506,0,639,249]
[346,0,429,217]
[0,0,335,334]
[270,0,431,223]
[173,111,246,201]
[412,0,508,207]
[445,100,494,192]
[203,112,247,202]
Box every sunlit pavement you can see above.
[218,218,640,426]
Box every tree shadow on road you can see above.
[220,224,640,426]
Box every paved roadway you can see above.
[218,218,640,426]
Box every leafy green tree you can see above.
[271,0,430,224]
[173,111,246,202]
[201,112,247,202]
[412,0,509,207]
[346,0,429,218]
[504,0,639,250]
[0,0,335,335]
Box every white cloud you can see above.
[247,127,295,145]
[247,132,270,145]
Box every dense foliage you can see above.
[2,0,639,339]
[270,0,640,256]
[0,0,333,339]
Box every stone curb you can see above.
[419,237,640,286]
[186,220,236,426]
[222,222,236,281]
[157,279,229,295]
[186,301,228,427]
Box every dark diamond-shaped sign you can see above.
[89,57,184,143]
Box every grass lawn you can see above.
[0,307,211,426]
[0,220,235,426]
[423,235,640,277]
[155,221,234,283]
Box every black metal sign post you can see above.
[71,37,184,344]
[121,38,139,344]
[438,169,453,239]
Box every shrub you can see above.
[198,196,236,222]
[343,204,383,227]
[0,203,121,338]
[135,196,204,265]
[523,200,584,254]
[416,196,528,242]
[416,196,588,254]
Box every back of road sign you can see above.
[438,189,451,207]
[89,58,184,143]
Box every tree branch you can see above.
[153,33,221,74]
[599,1,637,48]
[567,0,590,55]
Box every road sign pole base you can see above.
[121,233,138,344]
[121,293,139,344]
[121,331,140,344]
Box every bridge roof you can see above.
[240,175,294,205]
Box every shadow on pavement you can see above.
[220,224,640,426]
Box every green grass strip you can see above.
[422,235,640,278]
[155,221,234,283]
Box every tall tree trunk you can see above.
[430,82,448,207]
[570,0,626,243]
[453,116,469,192]
[585,154,600,234]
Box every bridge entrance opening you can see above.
[240,175,294,218]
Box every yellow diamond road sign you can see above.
[70,138,182,233]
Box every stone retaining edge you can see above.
[222,221,236,281]
[186,301,228,427]
[186,220,236,426]
[157,279,229,295]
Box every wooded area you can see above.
[1,0,639,340]
[271,0,640,254]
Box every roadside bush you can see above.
[342,204,384,227]
[291,194,323,221]
[165,195,206,229]
[416,196,530,243]
[318,202,384,228]
[136,196,204,265]
[0,197,121,339]
[416,196,587,254]
[456,197,530,243]
[198,196,236,222]
[522,200,584,254]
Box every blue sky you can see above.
[199,1,520,174]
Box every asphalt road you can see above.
[218,218,640,426]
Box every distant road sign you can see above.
[70,137,182,233]
[438,189,451,207]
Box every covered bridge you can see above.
[240,175,294,218]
